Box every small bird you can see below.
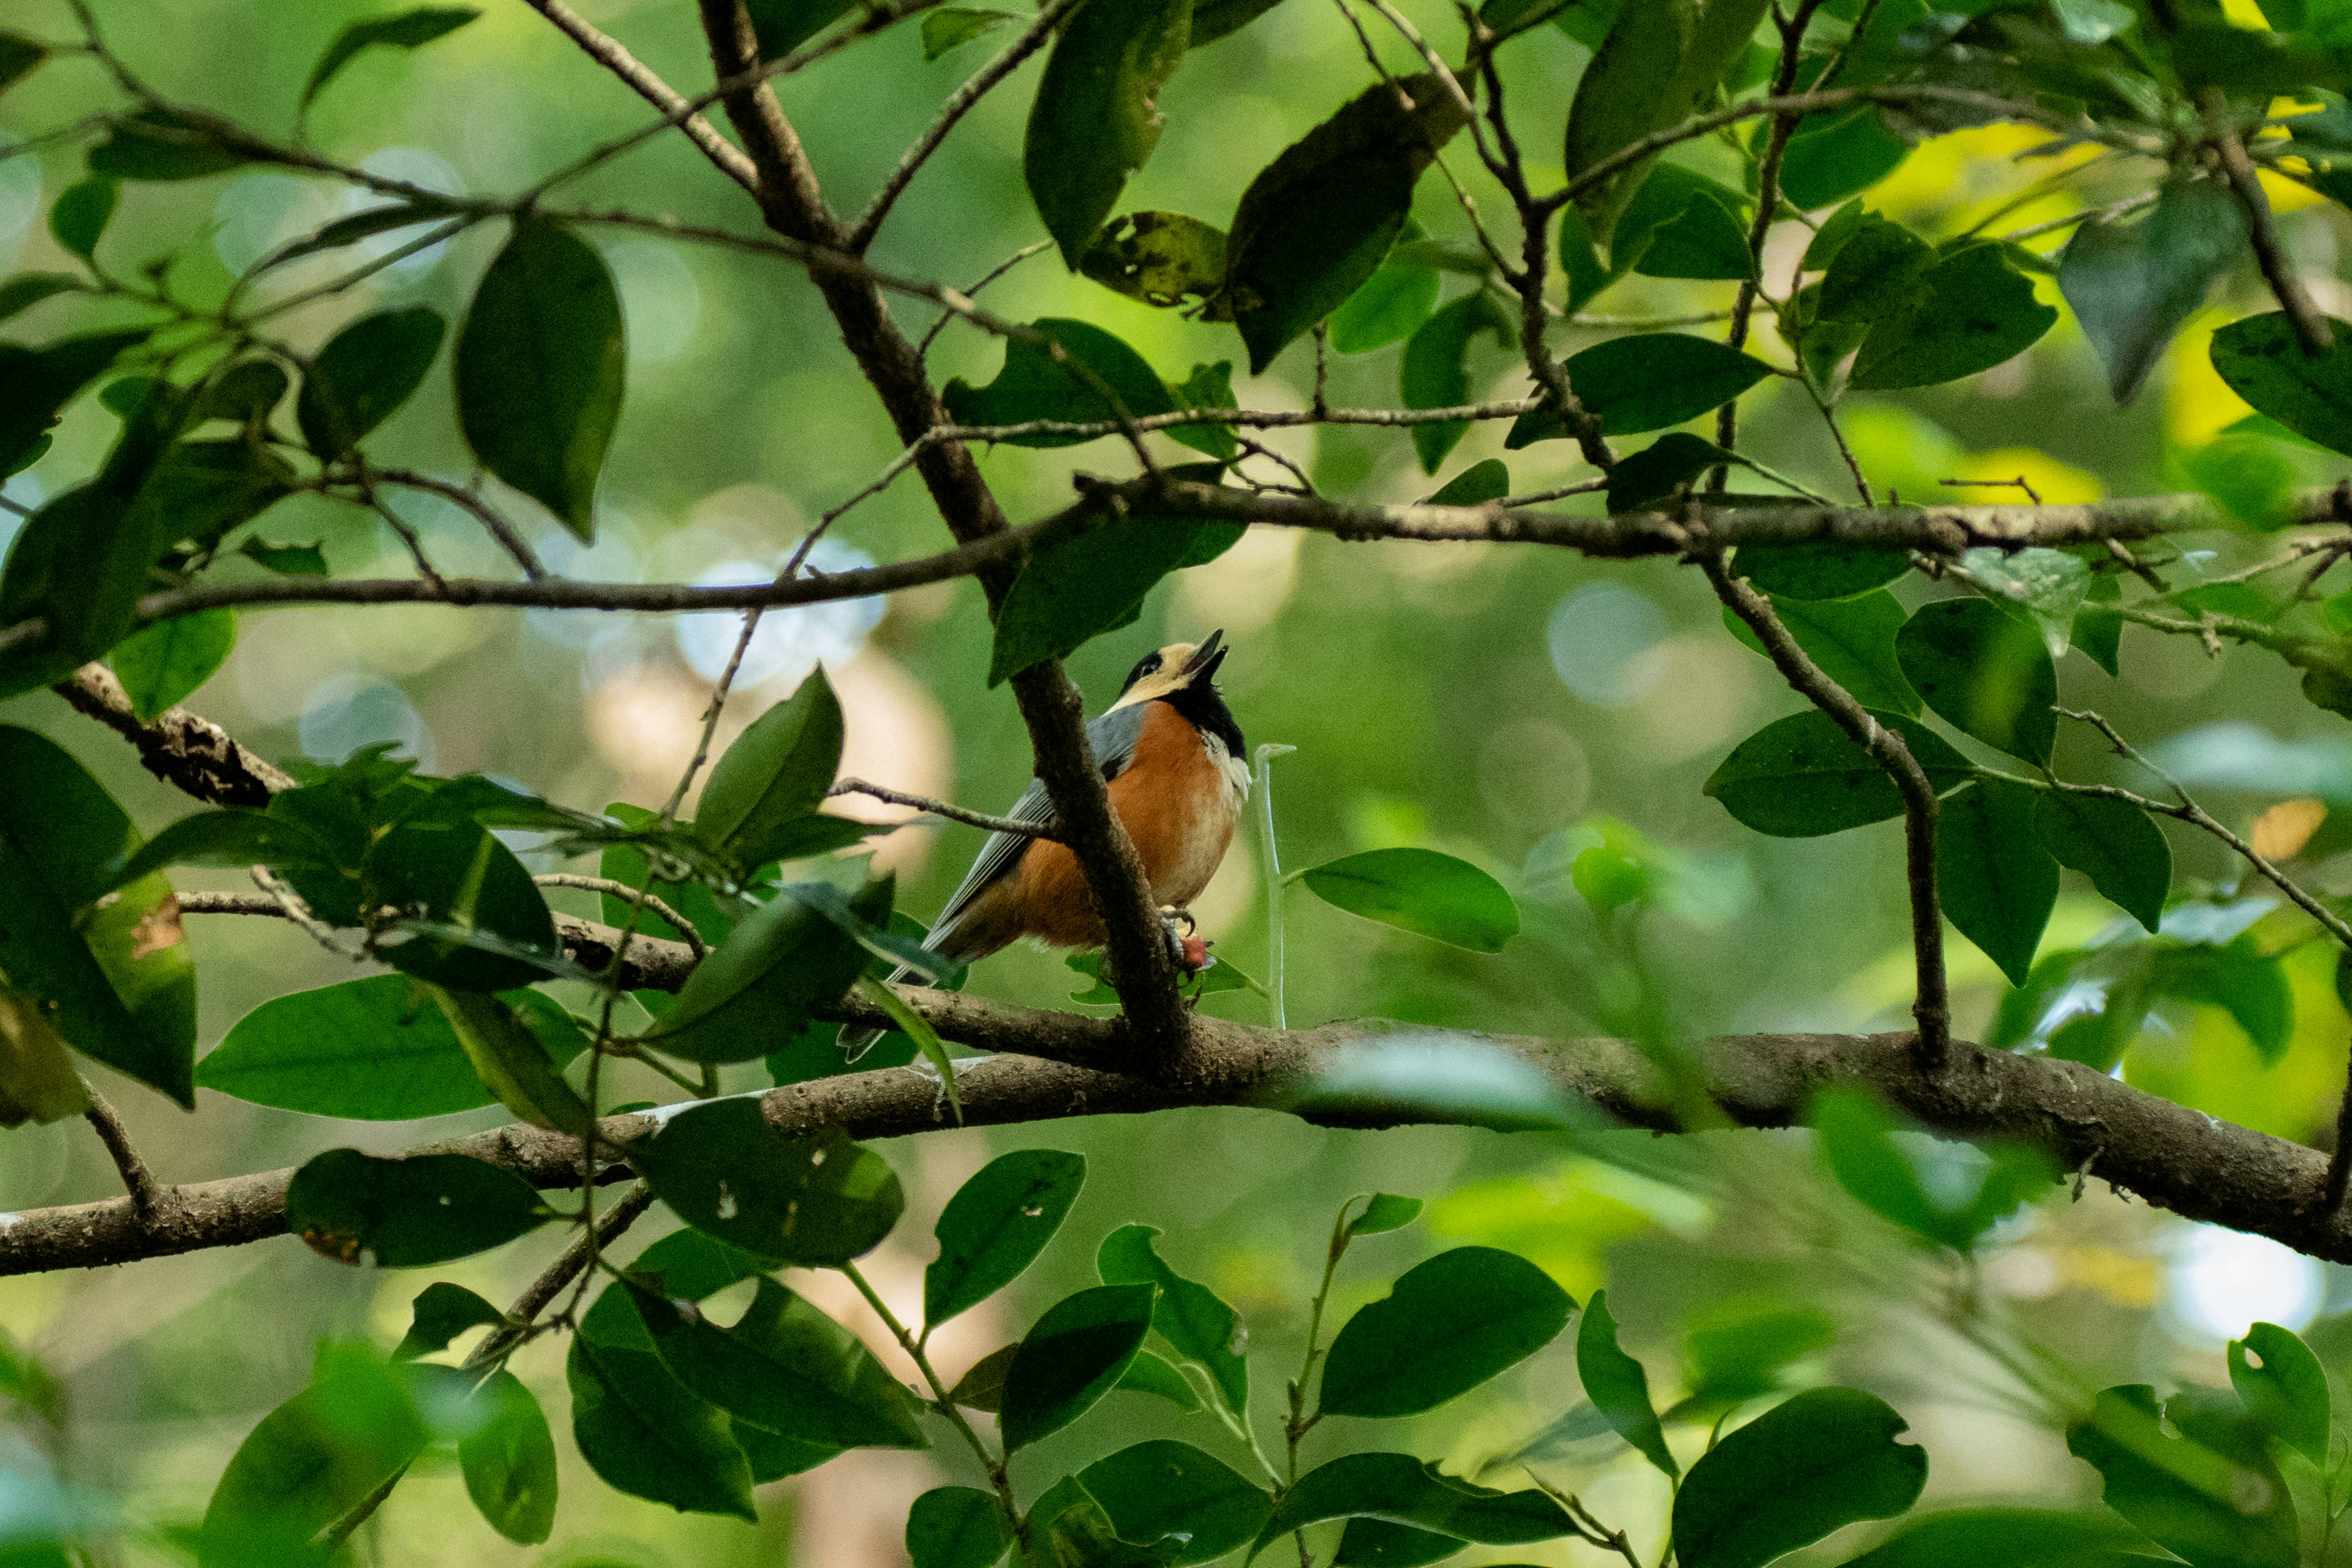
[842,631,1248,1058]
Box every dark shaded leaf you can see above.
[1719,590,1919,716]
[2209,311,2352,458]
[295,307,445,459]
[632,1100,905,1265]
[569,1287,756,1521]
[1672,1387,1928,1568]
[88,108,250,181]
[1562,0,1772,239]
[1779,107,1909,208]
[1938,778,2059,987]
[0,328,147,478]
[284,1148,548,1267]
[1098,1223,1249,1413]
[1402,293,1513,473]
[0,274,83,322]
[2059,175,2245,404]
[48,178,116,260]
[748,0,860,56]
[1321,1246,1571,1417]
[1616,163,1752,279]
[238,536,330,576]
[2034,791,2169,932]
[907,1485,1011,1568]
[1333,1518,1466,1566]
[1423,458,1509,505]
[0,32,46,95]
[696,669,845,871]
[1255,1453,1576,1551]
[302,6,480,110]
[943,317,1177,446]
[1850,244,2057,390]
[948,1343,1017,1412]
[1839,1507,2166,1568]
[633,1276,926,1449]
[1895,597,2057,763]
[1735,541,1909,600]
[2149,936,2294,1064]
[259,198,462,272]
[1081,1440,1273,1565]
[926,1148,1087,1329]
[108,608,233,720]
[459,1368,556,1545]
[392,1282,506,1362]
[456,218,624,541]
[197,360,290,424]
[1000,1282,1158,1450]
[1507,333,1771,445]
[1189,0,1287,44]
[1578,1289,1675,1477]
[645,880,884,1063]
[1608,432,1730,513]
[1702,709,1970,837]
[2066,1384,2297,1568]
[1024,0,1191,265]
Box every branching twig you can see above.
[532,875,707,957]
[827,778,1067,840]
[81,1085,162,1218]
[2203,86,2334,356]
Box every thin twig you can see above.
[81,1085,162,1217]
[2203,86,2334,355]
[827,778,1066,840]
[532,875,707,957]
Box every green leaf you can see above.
[1300,848,1519,952]
[1616,163,1752,280]
[1096,1224,1248,1413]
[1081,211,1228,308]
[1080,1441,1273,1565]
[696,669,845,870]
[0,273,85,322]
[1734,541,1909,600]
[629,1226,771,1302]
[1937,779,2059,987]
[392,1281,507,1362]
[2150,936,2295,1065]
[1577,1289,1675,1477]
[925,1148,1088,1330]
[2059,175,2245,404]
[295,306,445,459]
[459,1368,556,1545]
[907,1485,1011,1568]
[632,1101,905,1265]
[1115,1349,1201,1408]
[429,984,593,1135]
[199,1345,431,1567]
[1221,74,1469,373]
[1562,0,1772,241]
[48,178,116,260]
[1961,546,2092,660]
[1332,1519,1465,1566]
[748,0,860,56]
[1000,1282,1158,1450]
[1896,598,2057,764]
[943,317,1178,446]
[0,328,148,478]
[1703,709,1971,838]
[259,198,463,273]
[284,1148,548,1267]
[1330,254,1442,353]
[947,1343,1017,1412]
[2229,1322,2329,1468]
[646,881,883,1063]
[197,359,291,424]
[1507,333,1771,445]
[1348,1193,1423,1237]
[0,32,47,95]
[237,536,330,576]
[1838,1507,2163,1568]
[1779,107,1909,209]
[1254,1453,1576,1551]
[456,217,624,541]
[1189,0,1287,43]
[108,608,234,720]
[2033,791,2169,932]
[1402,293,1513,473]
[1719,590,1919,716]
[1168,359,1238,459]
[1024,0,1191,266]
[301,6,480,110]
[2210,311,2352,458]
[987,486,1242,685]
[202,976,579,1120]
[1672,1387,1929,1568]
[569,1291,756,1521]
[2067,1384,2297,1568]
[88,108,250,181]
[1423,458,1509,505]
[1319,1246,1571,1417]
[1812,1087,2049,1249]
[1678,1300,1834,1413]
[1608,432,1732,513]
[99,808,330,897]
[1850,244,2057,390]
[632,1276,926,1449]
[0,988,92,1129]
[922,7,1016,59]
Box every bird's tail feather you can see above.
[839,914,964,1063]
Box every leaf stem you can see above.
[1254,744,1298,1030]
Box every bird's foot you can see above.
[1160,907,1212,973]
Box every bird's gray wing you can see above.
[930,703,1151,940]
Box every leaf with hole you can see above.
[1082,211,1227,308]
[632,1101,905,1265]
[1938,779,2059,987]
[2230,1321,2329,1468]
[1025,0,1190,265]
[456,218,624,541]
[1098,1223,1249,1414]
[1703,710,1970,837]
[926,1148,1087,1329]
[284,1148,548,1267]
[393,1282,507,1362]
[1319,1245,1570,1417]
[2067,1384,2297,1568]
[1300,848,1518,952]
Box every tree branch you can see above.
[827,778,1068,840]
[2203,86,2334,355]
[80,1084,162,1218]
[519,0,763,196]
[52,664,295,806]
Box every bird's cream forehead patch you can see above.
[1107,643,1204,712]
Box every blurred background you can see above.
[6,0,2352,1562]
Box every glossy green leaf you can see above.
[202,976,579,1120]
[1779,107,1908,209]
[285,1148,548,1267]
[926,1148,1087,1329]
[2067,1384,2297,1568]
[988,484,1241,684]
[456,217,624,541]
[1300,848,1518,952]
[1255,1453,1576,1550]
[1114,1349,1200,1408]
[1838,1507,2161,1568]
[1080,1440,1273,1565]
[88,108,250,181]
[1402,293,1513,473]
[108,608,233,720]
[459,1367,556,1545]
[1097,1223,1248,1415]
[1702,710,1970,837]
[1330,254,1442,353]
[392,1281,506,1362]
[1734,542,1909,600]
[628,1226,771,1303]
[1616,163,1751,280]
[696,669,845,870]
[1720,590,1920,716]
[633,1275,926,1449]
[1348,1193,1423,1237]
[1577,1289,1675,1477]
[301,6,480,110]
[1423,458,1509,505]
[1896,597,2057,764]
[1938,779,2059,987]
[907,1485,1011,1568]
[1081,211,1227,308]
[1851,244,2057,390]
[2059,175,2245,404]
[48,178,116,260]
[632,1101,905,1265]
[922,7,1016,59]
[1672,1387,1928,1568]
[2229,1322,2329,1468]
[646,880,884,1063]
[1221,75,1469,372]
[943,317,1177,446]
[1507,333,1772,445]
[1321,1246,1570,1417]
[2033,791,2169,932]
[295,306,445,459]
[568,1287,756,1521]
[1562,0,1771,240]
[2210,311,2352,458]
[999,1282,1157,1450]
[1024,0,1190,266]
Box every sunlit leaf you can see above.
[1300,848,1518,951]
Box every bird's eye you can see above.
[1120,651,1163,692]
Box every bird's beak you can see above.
[1182,629,1227,683]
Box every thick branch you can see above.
[53,665,295,806]
[15,989,2352,1273]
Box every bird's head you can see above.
[1108,629,1229,713]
